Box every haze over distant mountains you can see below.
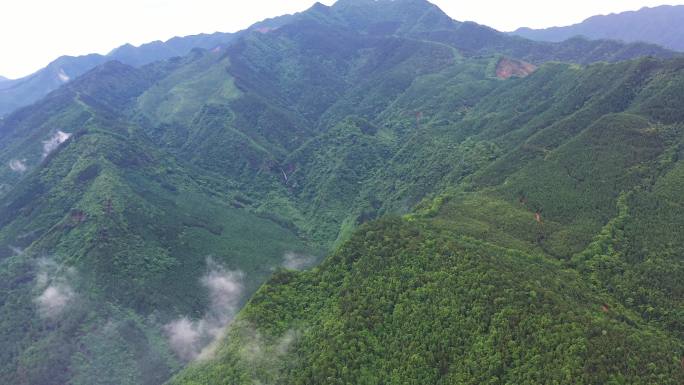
[512,5,684,51]
[0,32,236,117]
[1,1,682,118]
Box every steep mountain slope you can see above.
[172,216,683,384]
[0,4,473,382]
[0,0,682,384]
[0,60,317,385]
[512,5,684,52]
[171,56,684,384]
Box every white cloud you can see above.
[9,159,27,172]
[203,267,243,318]
[42,130,72,158]
[282,252,316,271]
[164,317,203,361]
[35,284,75,319]
[234,325,301,379]
[33,259,77,319]
[57,68,70,83]
[165,259,245,361]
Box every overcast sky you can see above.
[0,0,680,79]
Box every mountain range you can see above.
[1,1,680,119]
[513,5,684,52]
[0,33,236,117]
[0,0,682,384]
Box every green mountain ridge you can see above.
[172,214,682,384]
[0,59,317,385]
[0,33,238,118]
[169,53,684,384]
[0,0,682,384]
[0,0,678,118]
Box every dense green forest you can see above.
[170,56,684,384]
[172,215,683,384]
[0,0,682,384]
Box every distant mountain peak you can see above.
[310,1,329,10]
[511,4,684,52]
[333,0,432,6]
[583,4,677,22]
[326,0,454,35]
[332,0,441,12]
[108,43,136,55]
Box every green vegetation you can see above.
[0,63,315,385]
[0,33,236,118]
[171,217,683,385]
[0,0,682,384]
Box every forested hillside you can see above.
[170,55,684,384]
[0,0,681,384]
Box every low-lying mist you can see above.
[165,258,245,361]
[33,258,77,319]
[282,251,316,271]
[42,130,71,158]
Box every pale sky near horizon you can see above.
[0,0,680,79]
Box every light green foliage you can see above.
[171,218,683,385]
[137,52,240,126]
